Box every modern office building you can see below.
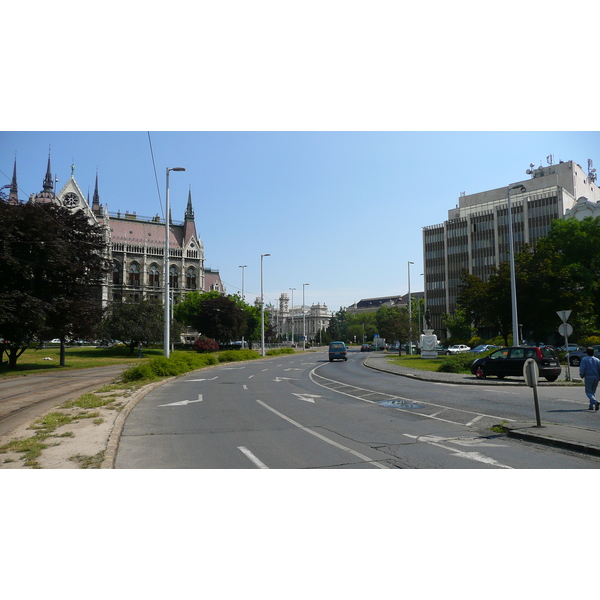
[423,159,600,337]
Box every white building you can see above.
[266,293,332,343]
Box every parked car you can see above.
[445,344,471,355]
[470,344,499,354]
[329,341,347,362]
[360,344,372,352]
[557,344,584,353]
[566,346,600,367]
[470,346,561,381]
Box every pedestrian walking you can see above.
[579,347,600,411]
[138,341,143,358]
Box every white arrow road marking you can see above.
[403,434,512,468]
[256,400,389,469]
[274,377,297,382]
[238,446,269,469]
[284,368,303,371]
[159,394,203,407]
[186,377,218,382]
[292,393,322,403]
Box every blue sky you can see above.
[2,131,599,311]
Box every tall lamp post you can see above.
[164,166,185,358]
[408,261,414,354]
[302,283,309,351]
[239,265,247,347]
[289,287,295,343]
[507,184,526,345]
[260,253,270,356]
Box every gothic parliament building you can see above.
[3,155,224,315]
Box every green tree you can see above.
[103,298,165,354]
[0,200,107,368]
[376,305,410,352]
[441,307,475,345]
[192,294,248,343]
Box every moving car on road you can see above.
[329,341,348,362]
[470,346,561,381]
[567,346,600,366]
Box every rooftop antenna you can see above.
[547,154,554,166]
[526,162,535,177]
[589,159,597,183]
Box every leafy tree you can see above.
[103,298,165,354]
[192,294,248,343]
[0,200,107,368]
[441,307,476,345]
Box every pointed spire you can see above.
[185,186,195,220]
[42,152,53,193]
[9,155,18,203]
[92,169,100,212]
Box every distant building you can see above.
[345,292,423,315]
[265,293,332,342]
[423,159,600,337]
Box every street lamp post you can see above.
[289,287,295,344]
[239,265,247,348]
[302,283,309,351]
[164,166,185,358]
[507,184,526,345]
[408,261,414,354]
[260,254,270,356]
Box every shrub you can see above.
[218,349,261,363]
[121,362,157,382]
[437,353,474,374]
[193,336,219,353]
[266,347,296,356]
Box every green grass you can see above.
[386,352,475,374]
[386,354,446,372]
[0,346,164,378]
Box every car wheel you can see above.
[545,376,558,382]
[570,356,581,366]
[496,375,505,379]
[475,367,485,379]
[445,351,451,355]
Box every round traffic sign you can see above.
[558,322,573,337]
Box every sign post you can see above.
[557,310,572,382]
[523,358,542,427]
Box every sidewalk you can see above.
[364,353,600,458]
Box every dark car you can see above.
[360,344,372,352]
[470,346,561,382]
[329,341,347,362]
[567,346,600,367]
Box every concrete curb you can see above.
[101,376,177,469]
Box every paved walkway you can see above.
[364,353,600,457]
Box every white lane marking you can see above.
[414,434,507,448]
[238,446,269,469]
[248,375,254,379]
[274,377,297,382]
[221,367,246,370]
[243,385,248,390]
[309,364,513,427]
[403,434,512,469]
[285,368,303,371]
[292,393,322,403]
[186,377,218,382]
[466,415,484,427]
[256,399,389,469]
[159,394,203,407]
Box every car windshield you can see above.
[541,347,557,358]
[330,343,344,349]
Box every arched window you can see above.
[149,264,160,287]
[113,261,121,285]
[186,267,197,290]
[128,262,140,287]
[169,265,178,289]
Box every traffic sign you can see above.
[557,310,571,322]
[558,322,573,337]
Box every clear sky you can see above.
[1,131,599,311]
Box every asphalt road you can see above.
[115,350,600,469]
